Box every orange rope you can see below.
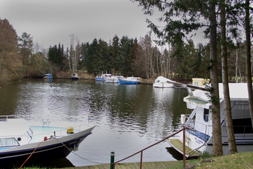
[19,140,43,169]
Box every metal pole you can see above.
[183,128,186,169]
[110,152,115,169]
[140,151,143,169]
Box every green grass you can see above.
[176,151,253,169]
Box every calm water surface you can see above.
[0,79,188,167]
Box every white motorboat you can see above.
[118,77,140,84]
[168,83,253,157]
[95,74,111,81]
[153,76,174,88]
[0,116,95,167]
[104,76,123,83]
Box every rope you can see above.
[60,142,106,165]
[19,140,43,169]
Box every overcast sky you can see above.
[0,0,163,49]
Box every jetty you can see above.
[61,161,179,169]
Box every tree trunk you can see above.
[67,48,71,71]
[235,42,239,83]
[220,0,237,154]
[209,0,223,156]
[245,0,253,128]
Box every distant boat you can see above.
[95,74,111,81]
[0,116,95,167]
[43,74,53,82]
[71,73,79,80]
[104,76,122,83]
[43,74,53,79]
[119,77,140,84]
[153,76,174,88]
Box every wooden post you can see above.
[140,151,143,169]
[183,128,186,169]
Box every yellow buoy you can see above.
[67,126,74,134]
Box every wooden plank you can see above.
[168,139,199,157]
[63,161,181,169]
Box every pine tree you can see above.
[220,0,237,154]
[18,32,33,66]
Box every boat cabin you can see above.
[182,83,253,152]
[43,74,53,79]
[192,78,210,87]
[169,83,253,157]
[0,119,32,150]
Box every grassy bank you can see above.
[174,151,253,169]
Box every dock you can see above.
[168,139,200,158]
[61,161,181,169]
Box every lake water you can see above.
[0,79,188,167]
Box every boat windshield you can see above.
[0,137,19,147]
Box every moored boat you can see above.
[104,76,123,83]
[153,76,174,88]
[43,74,53,82]
[0,116,95,167]
[168,83,253,157]
[118,77,140,84]
[71,73,79,80]
[43,74,53,79]
[95,74,111,82]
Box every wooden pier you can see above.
[61,161,180,169]
[168,139,200,158]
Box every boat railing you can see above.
[183,117,195,129]
[111,126,196,169]
[0,115,32,121]
[0,115,16,121]
[30,123,89,139]
[0,115,31,122]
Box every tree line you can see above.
[46,33,250,81]
[0,18,250,82]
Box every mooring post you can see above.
[110,152,115,169]
[183,127,186,169]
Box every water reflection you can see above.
[0,79,188,167]
[0,82,21,115]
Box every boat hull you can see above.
[153,82,174,88]
[168,129,253,158]
[0,126,94,168]
[118,79,139,84]
[95,77,104,81]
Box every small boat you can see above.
[0,116,95,167]
[118,77,140,85]
[104,76,123,83]
[43,74,53,82]
[43,74,53,79]
[95,74,111,81]
[168,83,253,157]
[71,73,79,80]
[153,76,174,88]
